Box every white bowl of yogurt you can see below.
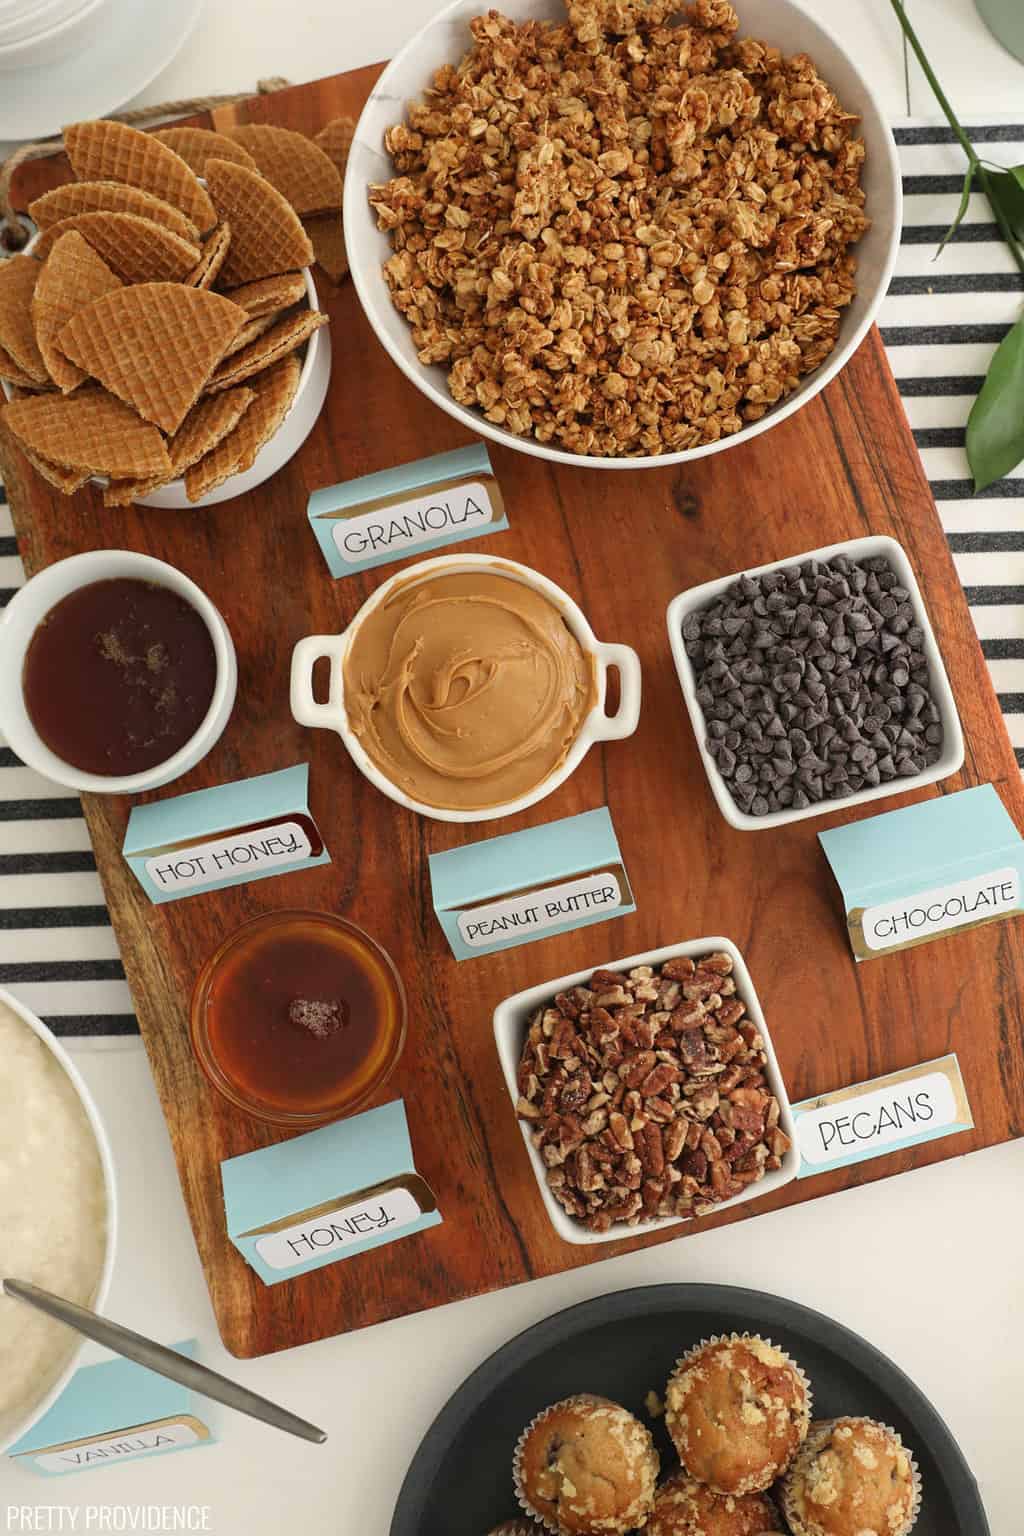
[0,987,117,1454]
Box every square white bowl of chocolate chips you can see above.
[667,535,965,832]
[493,938,800,1247]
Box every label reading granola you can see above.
[254,1186,423,1271]
[791,1054,972,1178]
[457,871,623,949]
[332,481,499,564]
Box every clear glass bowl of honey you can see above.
[189,910,407,1127]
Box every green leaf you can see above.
[935,163,975,258]
[982,165,1024,242]
[966,313,1024,491]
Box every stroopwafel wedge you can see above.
[31,231,124,394]
[18,445,92,495]
[221,312,279,359]
[224,124,342,215]
[314,116,355,182]
[64,120,217,234]
[103,385,256,505]
[304,212,348,283]
[2,388,172,478]
[59,283,248,435]
[152,127,258,176]
[221,272,306,316]
[0,256,48,384]
[204,159,313,285]
[206,307,325,391]
[185,352,299,502]
[0,343,43,389]
[34,214,200,284]
[185,223,232,289]
[29,182,200,245]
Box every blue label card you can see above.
[221,1099,441,1287]
[8,1342,213,1477]
[818,784,1024,961]
[307,441,509,577]
[790,1054,972,1178]
[429,806,635,962]
[123,763,330,905]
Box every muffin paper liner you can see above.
[663,1332,813,1495]
[512,1393,658,1536]
[779,1416,922,1536]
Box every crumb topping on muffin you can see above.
[647,1469,780,1535]
[665,1336,810,1494]
[515,1393,659,1534]
[782,1418,918,1536]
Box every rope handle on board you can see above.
[0,77,293,254]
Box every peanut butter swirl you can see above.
[342,569,597,810]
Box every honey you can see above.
[190,911,406,1125]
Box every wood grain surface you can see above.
[4,68,1024,1360]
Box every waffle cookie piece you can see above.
[103,385,256,505]
[186,223,232,290]
[64,120,216,234]
[17,445,92,495]
[314,115,355,181]
[2,388,171,478]
[305,212,347,283]
[224,124,342,215]
[205,159,313,284]
[206,307,325,391]
[0,256,48,384]
[153,127,258,175]
[185,352,299,501]
[223,272,306,316]
[34,213,200,284]
[28,182,200,245]
[31,231,124,394]
[59,283,247,435]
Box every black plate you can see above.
[391,1283,988,1536]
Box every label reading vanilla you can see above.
[30,1419,204,1474]
[862,866,1019,951]
[144,820,313,894]
[457,871,623,948]
[333,481,498,564]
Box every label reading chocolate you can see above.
[457,871,623,949]
[862,866,1019,951]
[30,1418,204,1474]
[791,1054,972,1177]
[333,480,498,564]
[254,1185,423,1271]
[144,820,313,894]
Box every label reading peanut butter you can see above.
[458,871,623,948]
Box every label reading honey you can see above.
[254,1185,423,1271]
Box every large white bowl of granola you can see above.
[345,0,900,468]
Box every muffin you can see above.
[780,1417,920,1536]
[488,1524,548,1535]
[647,1470,780,1535]
[514,1393,659,1534]
[665,1335,810,1494]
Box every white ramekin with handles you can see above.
[291,553,642,823]
[0,548,237,795]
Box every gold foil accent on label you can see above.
[846,903,1024,960]
[236,1172,436,1239]
[12,1414,212,1462]
[447,862,632,917]
[314,472,504,525]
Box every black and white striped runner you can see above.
[2,117,1023,1040]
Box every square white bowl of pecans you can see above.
[493,938,799,1246]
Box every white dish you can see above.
[666,535,966,831]
[291,552,642,824]
[0,0,108,71]
[0,0,203,142]
[344,0,902,472]
[493,937,800,1247]
[0,0,93,48]
[0,986,117,1456]
[0,548,237,795]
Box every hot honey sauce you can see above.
[190,912,406,1125]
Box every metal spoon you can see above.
[3,1279,326,1444]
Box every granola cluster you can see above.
[369,0,867,458]
[515,952,791,1233]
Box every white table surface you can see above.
[4,0,1024,1530]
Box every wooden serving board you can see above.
[5,68,1024,1361]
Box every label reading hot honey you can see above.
[145,819,314,894]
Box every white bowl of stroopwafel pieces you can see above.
[0,117,354,508]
